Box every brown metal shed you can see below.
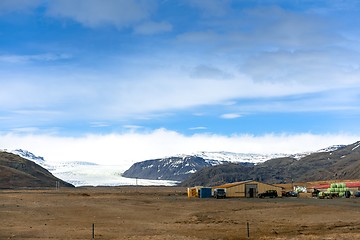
[213,180,283,198]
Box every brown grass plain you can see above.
[1,186,359,240]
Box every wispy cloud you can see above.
[0,0,42,14]
[90,122,110,128]
[0,53,71,64]
[190,64,233,80]
[189,126,207,130]
[123,125,144,130]
[134,21,172,35]
[220,113,242,119]
[185,0,230,17]
[46,0,156,29]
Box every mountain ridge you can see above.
[180,141,360,186]
[122,156,230,181]
[121,145,347,182]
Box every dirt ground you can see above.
[1,186,359,240]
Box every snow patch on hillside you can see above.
[317,145,346,153]
[11,149,45,164]
[352,144,360,151]
[184,151,290,164]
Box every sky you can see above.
[1,0,360,166]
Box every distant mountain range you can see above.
[122,153,267,181]
[122,150,318,182]
[0,151,74,189]
[180,142,360,186]
[3,141,358,188]
[122,143,360,186]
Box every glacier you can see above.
[7,146,344,186]
[7,149,178,187]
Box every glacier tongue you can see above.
[50,163,178,187]
[7,149,178,187]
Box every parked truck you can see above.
[258,190,278,198]
[213,188,226,199]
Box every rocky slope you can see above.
[122,152,292,181]
[122,156,230,181]
[180,141,360,186]
[0,151,74,189]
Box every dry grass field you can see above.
[1,186,359,240]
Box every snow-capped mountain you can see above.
[123,156,231,181]
[122,153,265,181]
[122,148,343,182]
[317,145,346,153]
[189,151,290,164]
[182,141,360,186]
[11,149,45,165]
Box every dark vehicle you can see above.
[345,190,351,198]
[285,191,298,197]
[214,188,226,199]
[258,190,278,198]
[312,188,320,197]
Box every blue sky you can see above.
[1,0,360,165]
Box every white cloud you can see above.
[90,122,110,128]
[231,88,360,113]
[0,53,71,64]
[9,127,41,134]
[176,31,220,43]
[46,0,156,29]
[190,64,233,79]
[185,0,230,17]
[0,130,358,170]
[134,21,172,35]
[217,6,340,49]
[220,113,242,119]
[1,60,355,124]
[123,125,144,130]
[240,49,360,86]
[189,126,207,130]
[0,0,42,14]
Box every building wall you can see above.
[187,186,203,198]
[225,181,282,198]
[225,184,246,197]
[257,182,283,196]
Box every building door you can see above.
[245,184,258,198]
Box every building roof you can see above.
[213,180,283,189]
[214,180,253,189]
[311,182,360,189]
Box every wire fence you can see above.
[90,222,260,240]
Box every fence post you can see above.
[247,222,250,239]
[92,223,95,240]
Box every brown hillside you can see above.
[0,151,74,189]
[181,141,360,187]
